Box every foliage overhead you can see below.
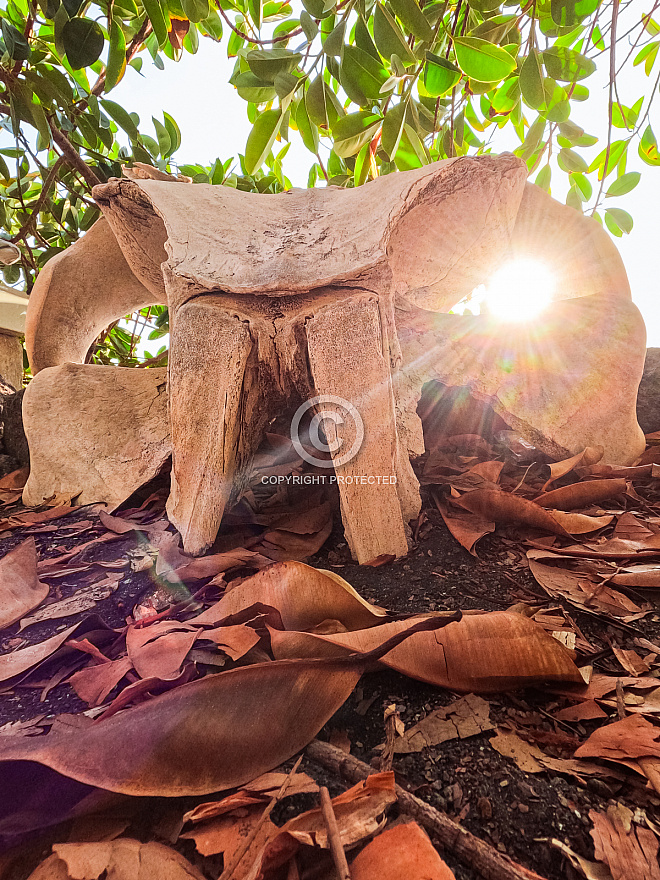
[0,0,659,363]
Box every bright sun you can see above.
[483,258,556,322]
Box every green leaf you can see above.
[296,92,319,153]
[142,0,169,48]
[557,147,587,173]
[300,10,318,41]
[341,44,390,106]
[323,19,345,55]
[453,36,517,83]
[605,207,633,237]
[182,0,210,23]
[520,49,544,109]
[302,0,334,19]
[639,125,660,166]
[374,4,416,64]
[61,17,104,69]
[233,72,277,102]
[423,52,461,97]
[589,139,626,178]
[274,71,299,99]
[152,117,171,156]
[535,164,551,192]
[332,110,381,157]
[306,74,328,127]
[606,171,641,197]
[388,0,433,42]
[1,19,30,61]
[571,171,592,200]
[246,48,302,83]
[540,78,569,123]
[245,108,282,173]
[105,20,127,91]
[199,9,223,40]
[249,0,263,29]
[381,100,406,158]
[542,47,595,81]
[163,111,181,153]
[100,98,139,139]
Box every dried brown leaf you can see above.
[126,621,200,681]
[0,657,364,795]
[535,479,626,511]
[388,694,493,753]
[192,561,387,631]
[270,610,583,693]
[19,576,121,631]
[543,447,604,491]
[0,538,48,629]
[434,497,494,555]
[27,838,206,879]
[69,657,133,707]
[455,490,571,537]
[590,809,660,880]
[350,821,457,880]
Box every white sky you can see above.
[110,22,660,344]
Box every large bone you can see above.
[21,155,646,562]
[26,219,164,374]
[23,364,169,509]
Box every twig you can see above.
[306,740,548,880]
[219,756,303,880]
[591,0,620,214]
[319,786,352,880]
[49,122,102,190]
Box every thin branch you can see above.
[592,0,620,214]
[11,156,64,243]
[49,122,102,189]
[216,4,303,45]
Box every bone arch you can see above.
[22,155,645,562]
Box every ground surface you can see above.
[1,410,660,880]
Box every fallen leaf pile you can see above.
[3,407,660,878]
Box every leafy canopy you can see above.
[0,0,659,363]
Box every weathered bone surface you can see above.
[23,155,646,562]
[22,364,169,509]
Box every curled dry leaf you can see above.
[69,657,134,707]
[350,821,457,880]
[255,772,396,876]
[0,617,110,684]
[527,551,644,618]
[434,497,494,556]
[270,611,583,693]
[125,621,200,680]
[547,511,614,535]
[98,510,144,534]
[590,808,660,880]
[0,656,364,796]
[19,576,121,631]
[200,624,260,660]
[181,810,278,863]
[535,479,627,511]
[192,561,388,631]
[0,538,48,629]
[455,490,571,537]
[183,772,319,824]
[27,839,205,880]
[489,732,620,783]
[542,447,604,491]
[0,467,29,490]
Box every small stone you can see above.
[518,803,529,813]
[477,797,492,819]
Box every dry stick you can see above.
[218,755,303,880]
[306,740,548,880]
[319,786,352,880]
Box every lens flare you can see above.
[484,259,555,322]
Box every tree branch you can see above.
[49,121,102,189]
